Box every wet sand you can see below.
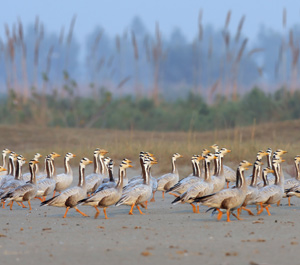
[1,193,299,265]
[1,166,300,265]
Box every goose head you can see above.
[210,144,219,152]
[29,159,39,170]
[202,149,211,157]
[120,160,133,168]
[2,148,11,156]
[99,149,109,157]
[239,160,253,171]
[172,153,183,160]
[219,148,231,156]
[79,157,93,167]
[50,152,61,158]
[204,153,218,162]
[34,153,42,160]
[65,152,76,159]
[263,167,274,175]
[17,155,27,166]
[274,149,288,157]
[103,157,111,167]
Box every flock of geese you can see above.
[0,145,300,222]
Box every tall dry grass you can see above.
[1,119,300,176]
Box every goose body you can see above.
[254,157,285,215]
[156,153,182,197]
[54,153,76,193]
[193,160,252,222]
[41,158,93,218]
[79,160,132,219]
[36,157,56,200]
[86,149,108,193]
[116,158,156,215]
[171,154,216,213]
[2,160,39,210]
[0,156,26,199]
[166,155,202,196]
[22,153,42,182]
[0,149,11,177]
[37,152,60,181]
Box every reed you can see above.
[1,119,299,174]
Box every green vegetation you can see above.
[1,87,300,132]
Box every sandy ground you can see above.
[1,168,300,265]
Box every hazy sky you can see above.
[1,1,299,46]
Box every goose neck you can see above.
[78,164,86,187]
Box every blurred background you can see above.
[1,1,300,131]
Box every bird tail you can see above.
[171,196,182,205]
[40,195,58,206]
[192,192,216,203]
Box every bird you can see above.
[123,155,157,201]
[192,160,253,222]
[95,158,132,193]
[283,155,300,206]
[37,152,61,181]
[0,155,27,206]
[0,149,11,176]
[211,144,235,187]
[254,157,285,216]
[86,149,108,194]
[166,155,206,196]
[53,152,76,195]
[0,152,18,185]
[36,156,56,201]
[156,153,183,198]
[116,157,156,215]
[245,150,268,186]
[239,160,265,216]
[171,153,216,213]
[79,159,133,219]
[41,157,93,218]
[2,159,39,211]
[22,153,42,182]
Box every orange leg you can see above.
[162,191,165,199]
[36,197,44,202]
[288,197,291,207]
[265,205,271,216]
[20,202,27,208]
[196,203,200,214]
[136,205,145,215]
[242,207,254,216]
[144,201,148,209]
[63,207,70,218]
[150,191,156,202]
[257,203,264,215]
[9,201,13,210]
[190,203,196,213]
[128,204,135,215]
[227,182,229,188]
[94,206,100,219]
[103,207,109,219]
[53,190,56,197]
[16,202,22,207]
[43,196,46,201]
[226,210,231,222]
[74,207,89,217]
[232,211,243,220]
[28,200,32,211]
[217,208,223,220]
[2,201,5,209]
[169,192,179,197]
[277,200,280,207]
